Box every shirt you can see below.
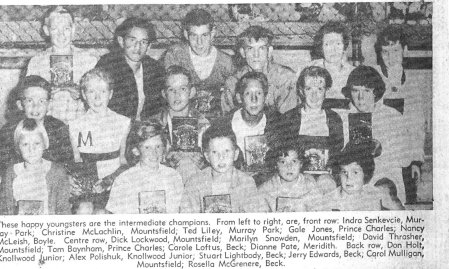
[106,164,183,214]
[189,46,217,80]
[259,173,321,212]
[298,108,329,136]
[231,108,267,154]
[69,108,130,179]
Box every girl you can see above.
[106,120,183,214]
[309,141,404,211]
[0,118,71,215]
[259,145,326,212]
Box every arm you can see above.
[120,120,131,166]
[179,178,201,213]
[52,164,72,215]
[68,126,82,163]
[0,166,16,215]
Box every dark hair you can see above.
[201,121,237,152]
[16,75,52,101]
[235,71,269,96]
[266,143,305,172]
[336,142,376,185]
[126,119,168,165]
[296,66,332,102]
[313,22,350,60]
[115,17,157,42]
[165,65,192,87]
[182,9,214,32]
[375,26,406,84]
[79,68,112,94]
[342,66,386,102]
[237,25,274,50]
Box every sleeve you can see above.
[0,166,16,215]
[171,171,184,213]
[105,174,128,214]
[52,165,72,215]
[0,123,19,172]
[257,182,275,213]
[47,121,74,164]
[240,176,267,213]
[179,177,202,213]
[26,55,46,78]
[275,72,298,114]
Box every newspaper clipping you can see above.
[0,0,447,268]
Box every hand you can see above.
[411,164,422,182]
[221,88,235,113]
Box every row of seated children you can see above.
[0,61,403,214]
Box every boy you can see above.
[106,120,183,214]
[0,76,73,172]
[153,65,209,182]
[96,17,165,119]
[69,68,130,193]
[228,71,276,154]
[163,9,235,116]
[259,145,323,212]
[27,6,97,123]
[224,26,297,114]
[180,122,263,213]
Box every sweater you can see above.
[0,161,71,215]
[95,51,166,119]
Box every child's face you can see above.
[303,76,326,110]
[277,150,302,182]
[241,38,271,71]
[18,87,49,122]
[340,162,364,194]
[205,137,239,174]
[46,13,74,50]
[184,24,214,57]
[19,132,45,165]
[241,79,265,117]
[164,74,193,113]
[82,78,112,113]
[350,85,375,113]
[322,32,345,64]
[381,40,403,67]
[120,27,150,63]
[138,135,165,164]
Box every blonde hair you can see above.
[14,119,49,153]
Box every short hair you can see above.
[296,66,332,103]
[235,71,269,96]
[342,66,386,102]
[237,26,274,50]
[16,75,52,101]
[182,9,214,32]
[126,119,168,165]
[43,5,74,27]
[201,121,237,152]
[14,118,49,153]
[336,142,376,185]
[165,65,192,87]
[265,143,305,172]
[313,22,350,59]
[115,17,157,42]
[79,68,112,93]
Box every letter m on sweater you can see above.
[78,131,93,147]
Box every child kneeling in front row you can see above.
[259,145,324,212]
[0,118,71,215]
[180,122,265,213]
[106,120,183,214]
[308,141,404,211]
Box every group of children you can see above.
[0,6,414,215]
